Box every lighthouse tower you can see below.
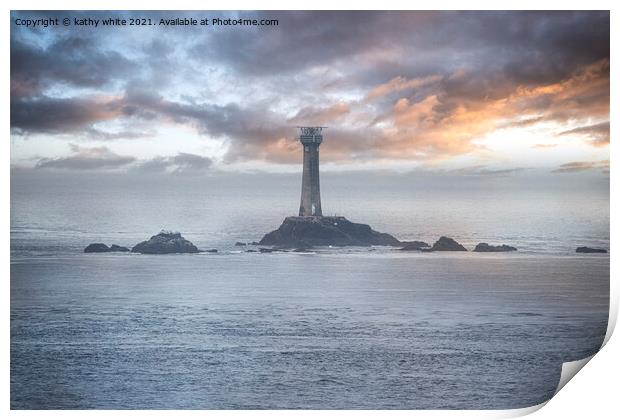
[298,126,325,217]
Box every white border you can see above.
[3,1,616,419]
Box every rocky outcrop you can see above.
[259,216,401,248]
[473,243,517,252]
[234,242,246,246]
[576,246,607,254]
[428,236,467,251]
[131,231,199,254]
[399,241,430,251]
[84,243,111,253]
[84,243,130,253]
[109,244,130,252]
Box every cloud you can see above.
[559,121,609,147]
[552,160,609,173]
[509,59,609,125]
[10,95,128,135]
[447,165,530,176]
[11,35,134,98]
[85,128,155,140]
[11,57,609,165]
[365,75,442,102]
[503,117,546,128]
[288,102,350,126]
[135,153,213,174]
[35,144,135,170]
[10,11,609,169]
[188,11,609,87]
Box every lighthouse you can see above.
[298,126,325,217]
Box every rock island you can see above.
[258,127,401,248]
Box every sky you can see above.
[10,11,610,177]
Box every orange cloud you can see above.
[262,58,608,165]
[354,59,609,161]
[508,59,609,124]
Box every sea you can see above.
[10,170,610,409]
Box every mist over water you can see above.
[10,171,609,409]
[10,171,610,254]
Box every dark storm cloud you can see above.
[190,11,407,77]
[11,93,155,139]
[11,86,297,160]
[190,11,608,87]
[11,35,134,98]
[116,88,298,161]
[11,95,122,134]
[35,145,135,170]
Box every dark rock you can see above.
[399,241,431,251]
[204,249,218,253]
[131,231,199,254]
[429,236,467,251]
[234,242,246,246]
[576,246,607,254]
[259,248,274,253]
[84,243,110,253]
[473,243,517,252]
[250,241,259,245]
[245,249,257,253]
[259,216,401,248]
[109,244,130,252]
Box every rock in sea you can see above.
[84,243,130,253]
[84,243,111,253]
[109,244,130,252]
[428,236,467,251]
[473,243,517,252]
[576,246,607,254]
[131,231,199,254]
[399,241,431,251]
[234,242,246,246]
[259,216,401,248]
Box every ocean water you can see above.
[10,171,610,409]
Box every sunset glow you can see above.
[10,11,609,176]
